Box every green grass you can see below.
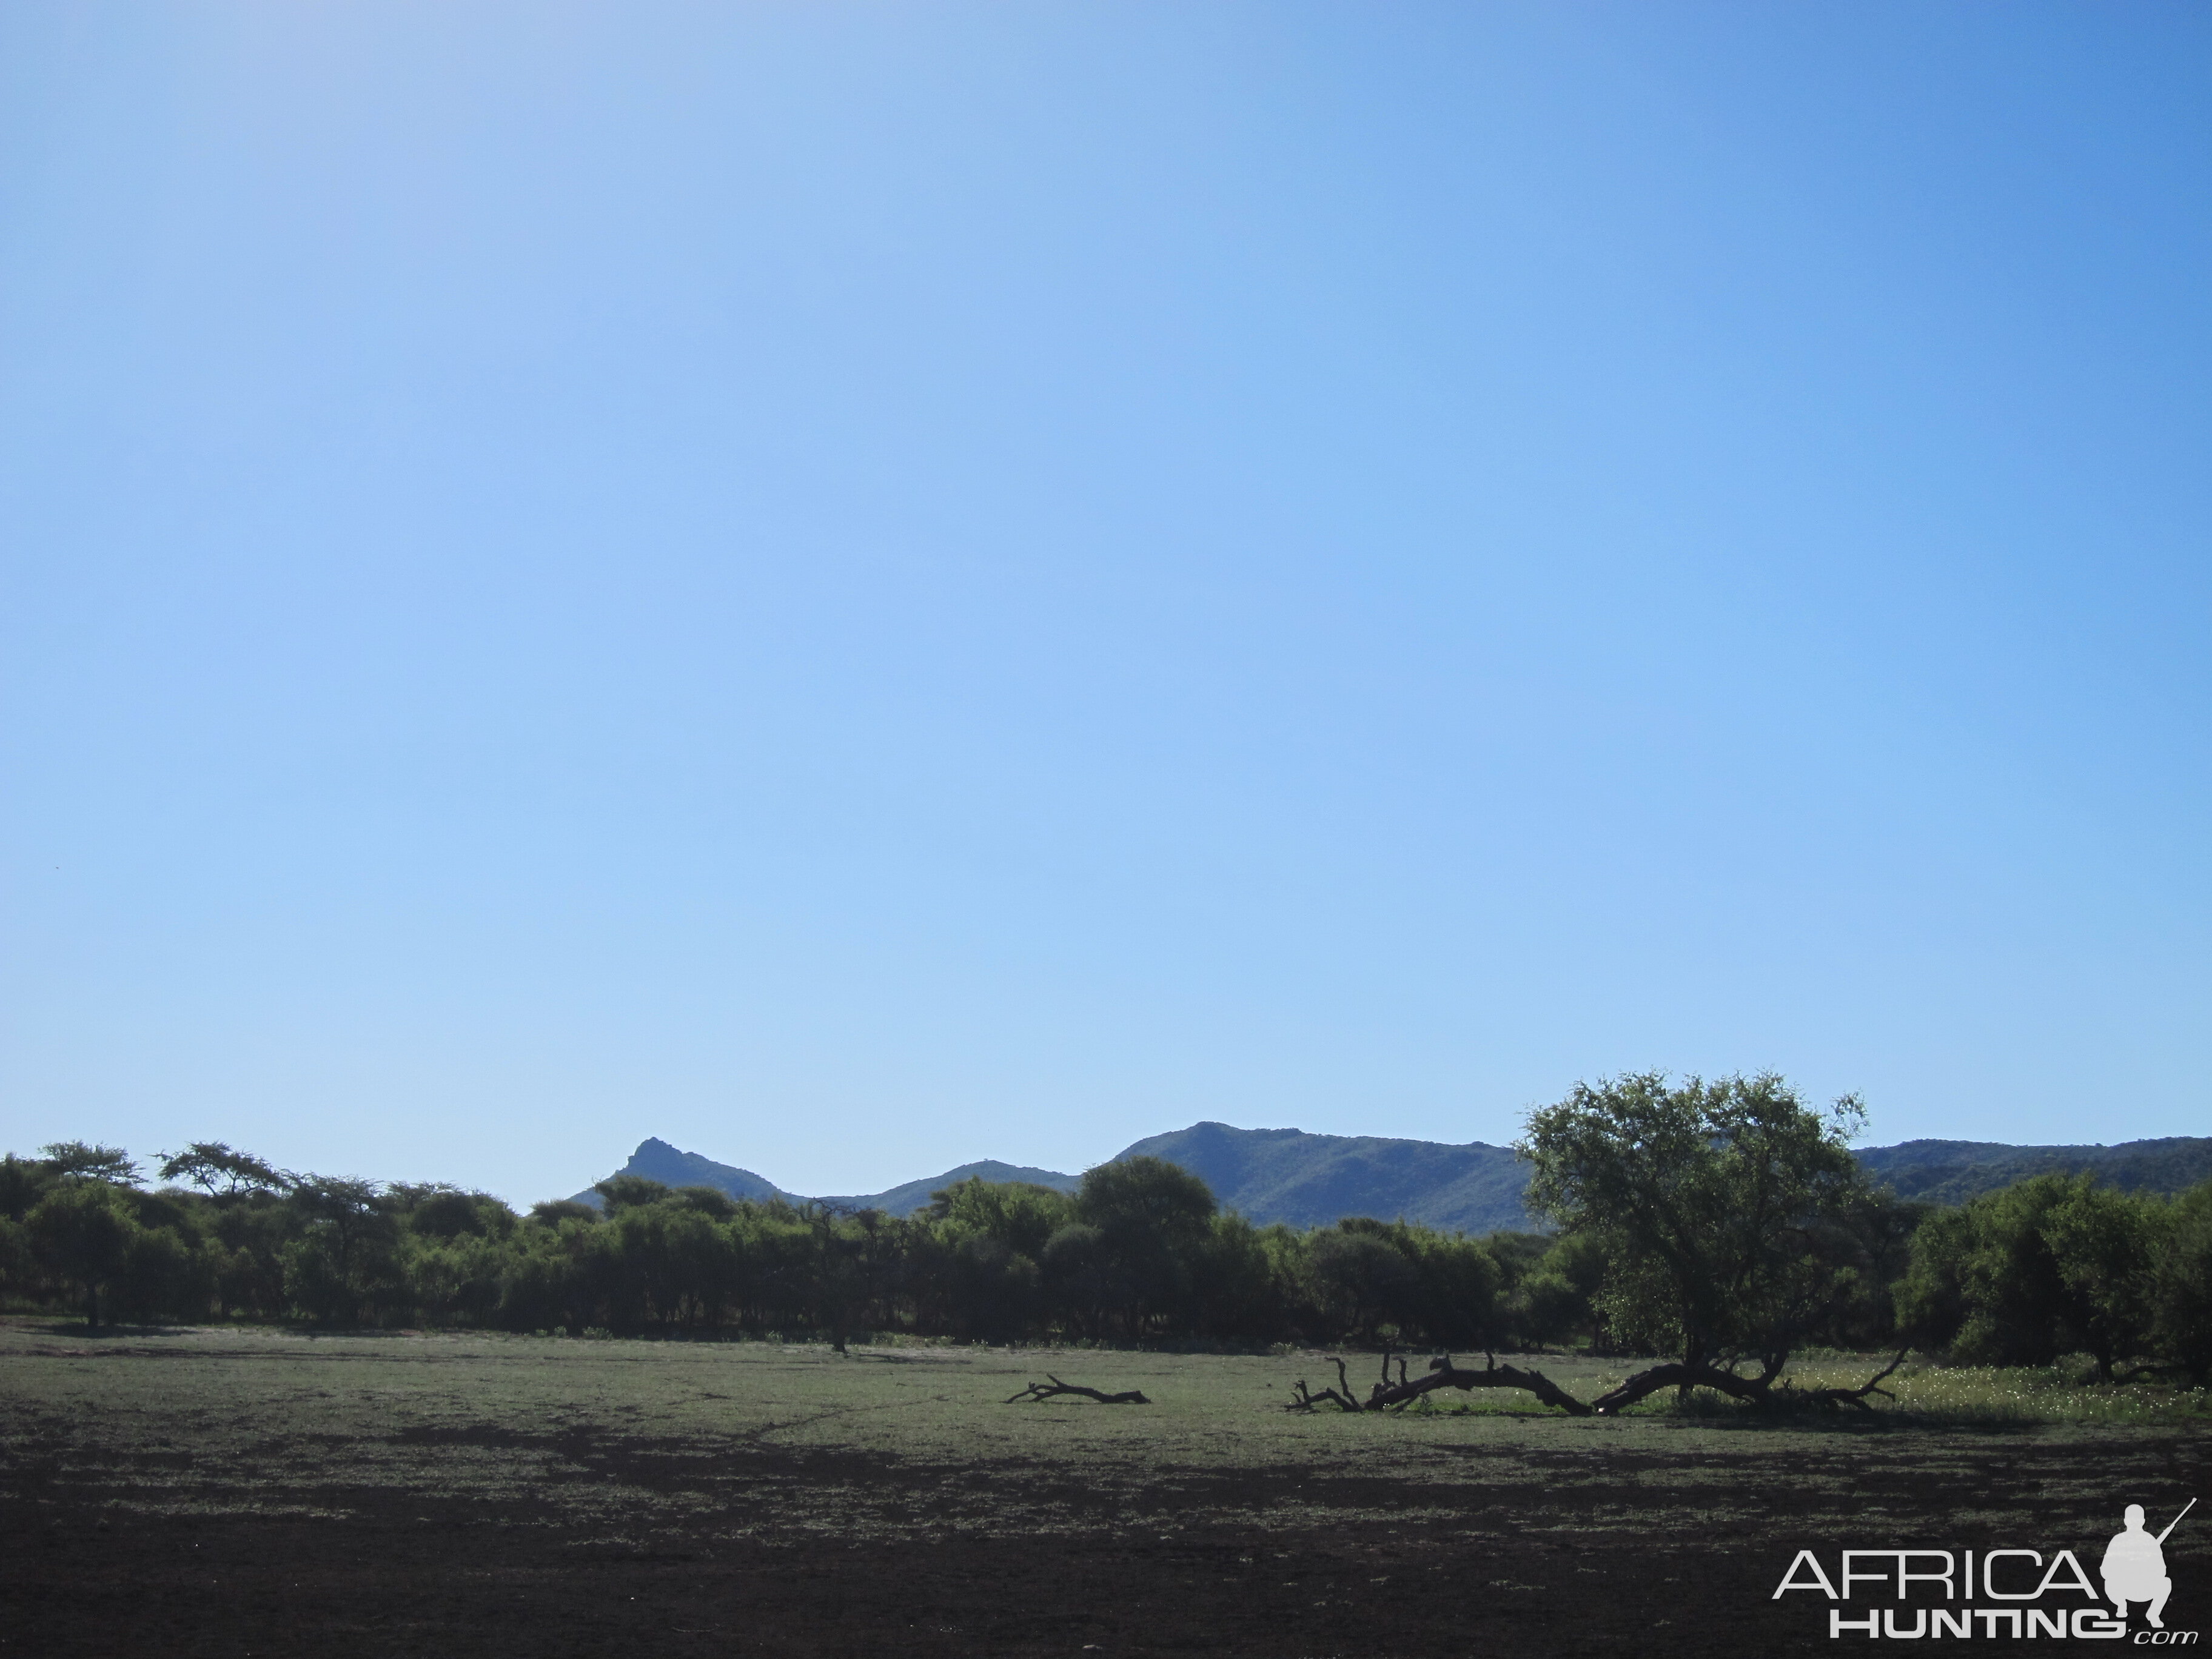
[2,1319,2203,1552]
[1772,1353,2212,1426]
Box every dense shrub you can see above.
[1897,1173,2178,1379]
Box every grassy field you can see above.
[3,1319,2205,1656]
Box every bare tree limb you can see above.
[1286,1351,1593,1416]
[1005,1374,1150,1405]
[1285,1378,1359,1412]
[1801,1347,1909,1412]
[1589,1347,1909,1415]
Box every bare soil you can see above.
[7,1425,2205,1656]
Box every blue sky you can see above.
[2,2,2205,1204]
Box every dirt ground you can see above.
[2,1325,2204,1657]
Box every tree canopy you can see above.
[41,1141,139,1185]
[158,1142,292,1199]
[1,1118,2202,1404]
[1520,1071,1886,1410]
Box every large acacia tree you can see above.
[1520,1071,1900,1413]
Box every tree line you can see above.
[3,1075,2206,1392]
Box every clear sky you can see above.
[2,2,2206,1205]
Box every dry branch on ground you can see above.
[1284,1347,1911,1418]
[1285,1351,1593,1416]
[1005,1375,1151,1405]
[1589,1348,1908,1414]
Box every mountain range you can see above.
[1851,1136,2212,1206]
[575,1124,2212,1233]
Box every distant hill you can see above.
[1122,1125,2212,1227]
[572,1137,793,1205]
[1855,1137,2212,1206]
[816,1161,1079,1214]
[1110,1122,1532,1233]
[574,1127,2212,1229]
[572,1141,1076,1214]
[1108,1127,2212,1225]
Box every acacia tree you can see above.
[1520,1071,1900,1413]
[158,1142,292,1201]
[21,1145,144,1329]
[41,1142,139,1185]
[284,1177,400,1325]
[28,1181,139,1330]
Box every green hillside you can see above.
[570,1137,791,1206]
[576,1127,2212,1229]
[1109,1122,1532,1233]
[1855,1136,2212,1205]
[575,1141,1076,1213]
[816,1161,1080,1213]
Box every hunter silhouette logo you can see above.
[1774,1497,2197,1641]
[2106,1500,2193,1631]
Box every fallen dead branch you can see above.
[1589,1348,1908,1415]
[1005,1375,1151,1405]
[1286,1350,1594,1416]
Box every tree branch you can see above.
[1286,1351,1593,1416]
[1589,1348,1909,1415]
[1005,1374,1151,1405]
